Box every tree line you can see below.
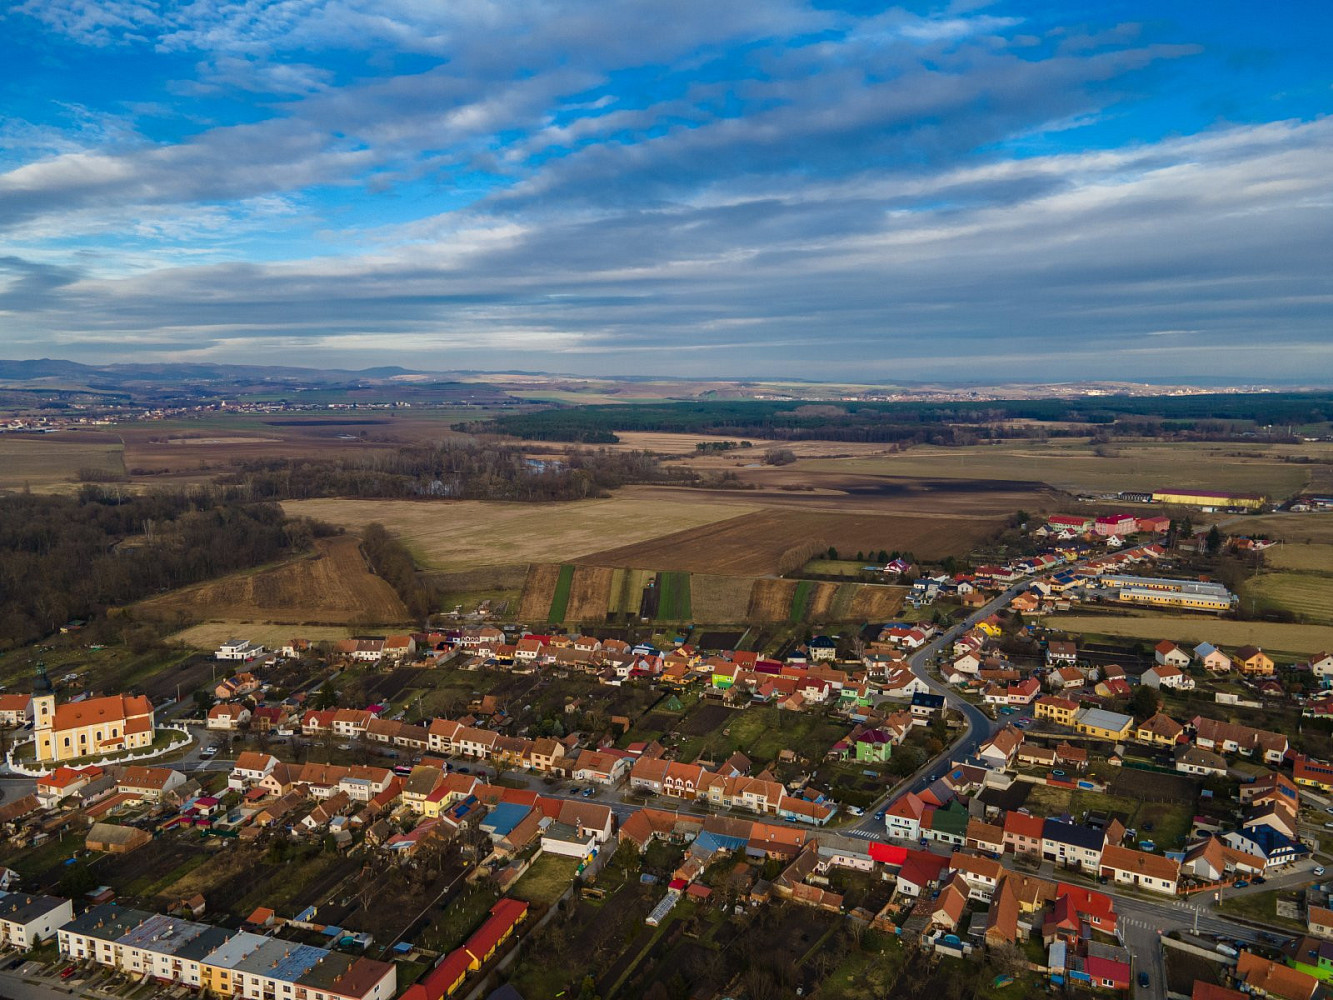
[457,392,1333,445]
[215,441,693,501]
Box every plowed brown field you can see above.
[135,535,409,624]
[580,508,997,575]
[691,575,756,622]
[747,579,799,621]
[566,566,615,620]
[848,585,907,620]
[518,563,562,619]
[805,582,840,620]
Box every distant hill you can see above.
[0,358,426,385]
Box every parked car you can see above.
[1315,866,1326,877]
[581,787,595,797]
[60,966,76,980]
[1252,875,1267,885]
[1137,973,1149,989]
[1234,880,1249,889]
[337,743,353,751]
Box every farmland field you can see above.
[565,565,615,620]
[799,440,1315,498]
[656,571,692,620]
[608,568,655,615]
[547,564,576,622]
[847,584,907,620]
[1265,542,1333,572]
[134,535,409,626]
[579,508,1000,575]
[1045,612,1333,656]
[282,496,760,571]
[518,563,562,619]
[0,434,126,491]
[748,579,799,621]
[689,575,754,621]
[1242,572,1333,626]
[1247,515,1333,545]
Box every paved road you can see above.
[847,578,1037,834]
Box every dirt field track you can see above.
[135,535,409,625]
[578,508,1000,575]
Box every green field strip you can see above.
[547,563,575,622]
[789,580,813,623]
[657,571,693,619]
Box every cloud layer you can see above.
[1,1,1330,379]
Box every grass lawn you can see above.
[511,853,580,906]
[418,883,501,952]
[1024,785,1195,848]
[1217,889,1308,931]
[701,705,846,766]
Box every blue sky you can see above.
[0,0,1329,381]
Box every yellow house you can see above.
[1073,708,1133,741]
[1236,646,1275,676]
[1034,696,1078,728]
[33,694,155,763]
[977,620,1003,638]
[1135,713,1184,747]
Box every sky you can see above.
[0,1,1330,382]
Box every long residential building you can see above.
[58,904,396,1000]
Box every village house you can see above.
[1034,696,1079,728]
[1195,643,1234,673]
[1154,640,1192,669]
[1235,645,1276,677]
[1141,663,1195,690]
[0,694,33,727]
[206,703,251,730]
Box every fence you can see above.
[5,725,193,777]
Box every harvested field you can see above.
[690,575,754,622]
[547,564,576,622]
[847,584,907,620]
[801,440,1315,498]
[282,497,758,571]
[1243,572,1333,626]
[1244,514,1333,545]
[748,578,800,621]
[1266,543,1333,572]
[0,434,125,492]
[579,508,999,574]
[565,565,615,620]
[1046,613,1333,656]
[135,535,409,625]
[518,563,562,620]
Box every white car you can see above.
[199,746,217,757]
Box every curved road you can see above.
[851,580,1027,834]
[851,546,1153,836]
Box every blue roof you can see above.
[481,801,532,837]
[694,830,746,854]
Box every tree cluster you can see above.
[217,441,691,502]
[0,487,299,649]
